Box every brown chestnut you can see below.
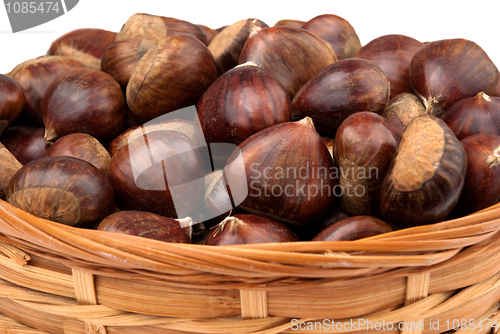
[7,156,115,227]
[45,133,111,174]
[0,125,50,164]
[238,25,337,99]
[126,35,218,124]
[196,62,291,145]
[115,13,207,44]
[223,117,337,226]
[441,92,500,140]
[355,34,424,98]
[100,38,156,89]
[47,28,117,70]
[106,129,206,220]
[410,38,499,116]
[208,18,268,75]
[381,93,427,137]
[273,19,305,28]
[0,74,25,135]
[9,56,84,126]
[292,58,390,137]
[380,115,467,228]
[0,143,22,199]
[206,214,299,246]
[454,134,500,216]
[97,211,192,243]
[312,215,394,241]
[334,112,400,217]
[198,24,218,45]
[41,68,128,144]
[302,14,362,60]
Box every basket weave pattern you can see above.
[0,198,500,333]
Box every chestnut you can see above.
[41,68,128,144]
[381,93,427,137]
[47,28,117,70]
[97,211,192,243]
[44,133,111,174]
[206,214,299,246]
[126,35,218,124]
[238,25,337,99]
[453,134,500,216]
[9,56,84,126]
[322,137,335,160]
[115,13,207,44]
[380,115,467,228]
[0,74,25,135]
[355,34,424,98]
[315,204,349,233]
[223,117,337,226]
[273,19,305,28]
[441,92,500,140]
[312,215,394,241]
[196,62,291,145]
[334,112,400,217]
[410,38,499,116]
[0,143,22,199]
[302,14,362,60]
[292,58,390,137]
[198,24,218,45]
[0,125,50,164]
[207,18,268,75]
[100,38,156,89]
[106,129,206,220]
[6,156,115,227]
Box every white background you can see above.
[1,0,499,74]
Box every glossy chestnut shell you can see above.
[41,68,128,144]
[410,38,499,116]
[239,25,337,99]
[98,210,192,243]
[292,58,390,137]
[334,112,400,217]
[441,92,500,140]
[0,125,50,164]
[0,74,25,135]
[223,117,337,226]
[126,35,218,124]
[206,214,299,245]
[355,34,424,98]
[6,156,115,227]
[312,215,394,241]
[196,62,291,145]
[380,115,467,228]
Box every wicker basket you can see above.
[0,196,500,334]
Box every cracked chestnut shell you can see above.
[208,18,268,75]
[292,58,390,137]
[238,25,337,99]
[410,38,499,116]
[126,35,218,124]
[334,112,400,217]
[98,210,192,243]
[6,156,115,227]
[206,214,299,245]
[223,117,337,226]
[42,68,128,144]
[9,56,84,126]
[441,92,500,140]
[115,13,207,44]
[380,115,467,228]
[196,62,291,145]
[0,74,25,136]
[454,134,500,216]
[312,215,394,241]
[302,14,362,60]
[47,28,117,70]
[355,34,424,99]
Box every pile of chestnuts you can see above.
[1,12,500,246]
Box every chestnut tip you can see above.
[486,145,500,167]
[235,61,258,68]
[212,216,243,237]
[249,24,263,38]
[296,116,315,130]
[44,128,58,143]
